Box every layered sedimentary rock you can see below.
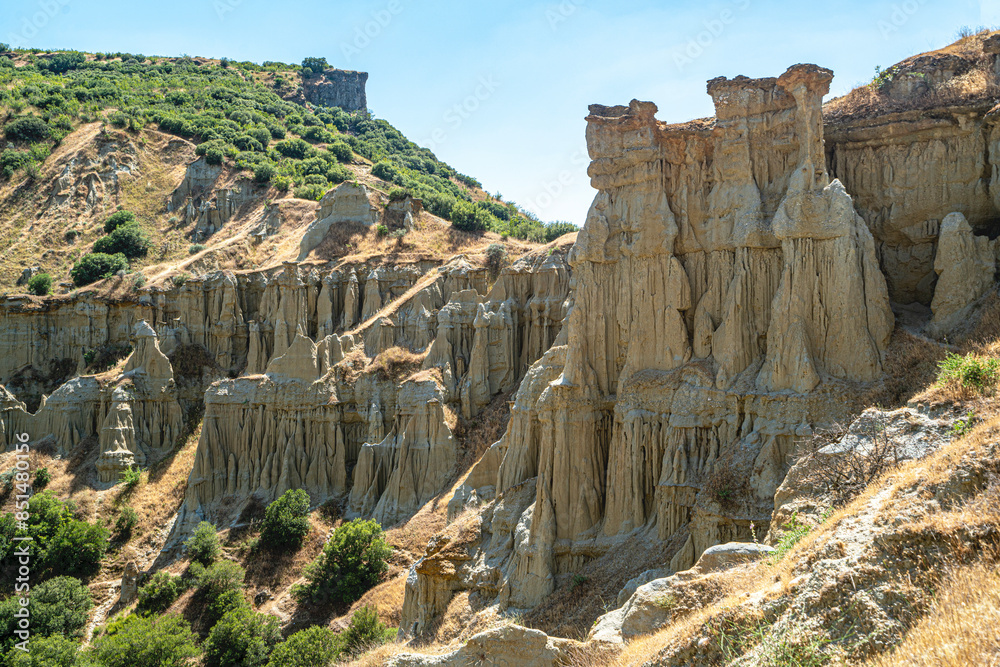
[297,183,380,261]
[401,64,895,632]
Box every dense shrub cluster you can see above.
[260,489,311,550]
[294,519,391,606]
[185,521,221,565]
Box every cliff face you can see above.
[400,64,898,633]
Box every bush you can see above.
[186,521,221,565]
[203,608,281,667]
[253,161,276,183]
[260,489,310,551]
[113,506,138,542]
[295,519,391,606]
[39,51,86,74]
[32,467,51,489]
[388,187,411,202]
[0,149,33,178]
[198,561,245,604]
[450,200,492,232]
[4,116,51,142]
[205,588,250,628]
[103,210,137,234]
[266,625,344,667]
[90,614,201,667]
[327,140,353,163]
[71,252,129,286]
[189,243,206,254]
[2,634,81,667]
[300,57,328,76]
[293,184,325,201]
[272,175,292,191]
[0,576,92,643]
[274,138,311,160]
[137,571,182,615]
[342,605,394,656]
[119,465,143,490]
[540,221,578,242]
[93,224,150,259]
[937,352,1000,395]
[326,163,352,184]
[44,519,109,579]
[371,161,399,183]
[27,273,52,296]
[205,146,225,165]
[376,224,389,237]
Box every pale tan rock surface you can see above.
[927,212,996,337]
[401,64,895,632]
[389,624,574,667]
[297,183,380,261]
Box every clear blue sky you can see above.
[1,0,991,224]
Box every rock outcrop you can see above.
[401,64,895,633]
[301,69,368,112]
[927,212,997,337]
[297,183,380,261]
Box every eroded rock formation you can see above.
[401,64,896,633]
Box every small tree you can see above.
[266,625,344,667]
[103,210,137,234]
[27,273,52,296]
[186,521,221,565]
[43,519,109,579]
[203,608,281,667]
[260,489,310,551]
[342,605,394,656]
[23,577,92,639]
[113,506,138,542]
[137,571,182,615]
[295,519,391,606]
[4,117,51,142]
[90,614,201,667]
[2,634,81,667]
[93,224,150,259]
[300,57,328,76]
[71,252,129,286]
[198,561,245,605]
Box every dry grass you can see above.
[864,329,949,408]
[345,573,408,628]
[824,29,999,122]
[366,346,427,382]
[867,560,1000,667]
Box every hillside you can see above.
[0,28,1000,667]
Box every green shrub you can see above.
[186,521,221,565]
[2,634,82,667]
[342,605,395,656]
[93,224,150,259]
[44,519,109,579]
[90,614,201,667]
[172,273,191,287]
[326,163,352,184]
[38,51,86,74]
[27,273,52,296]
[253,161,276,183]
[293,184,325,201]
[371,161,399,183]
[266,625,344,667]
[937,352,1000,395]
[4,116,51,142]
[300,57,328,76]
[327,140,353,163]
[32,467,51,489]
[376,224,389,238]
[0,576,92,647]
[198,561,246,604]
[0,149,33,178]
[274,138,311,160]
[450,200,492,232]
[103,210,137,234]
[189,243,206,254]
[113,506,138,542]
[205,146,225,165]
[260,489,310,551]
[205,589,249,628]
[71,252,129,286]
[137,571,182,615]
[203,608,281,667]
[388,187,411,202]
[119,465,143,491]
[295,519,391,606]
[272,175,292,191]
